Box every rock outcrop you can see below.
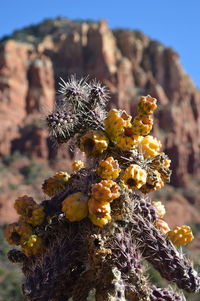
[0,18,199,223]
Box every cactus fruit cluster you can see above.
[4,77,199,300]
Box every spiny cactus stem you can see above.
[150,286,186,301]
[129,215,200,293]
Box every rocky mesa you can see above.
[0,18,200,224]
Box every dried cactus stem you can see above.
[86,223,150,301]
[22,222,87,301]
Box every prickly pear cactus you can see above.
[4,77,200,300]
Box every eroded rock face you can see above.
[0,41,55,159]
[0,18,199,194]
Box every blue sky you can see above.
[1,0,200,88]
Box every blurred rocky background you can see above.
[0,18,199,300]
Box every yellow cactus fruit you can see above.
[115,132,142,151]
[89,213,111,227]
[138,95,157,115]
[132,114,153,136]
[72,160,84,172]
[139,135,162,159]
[42,171,70,197]
[155,219,170,235]
[21,205,45,227]
[167,225,194,247]
[97,157,121,180]
[22,235,44,257]
[62,192,88,222]
[4,222,32,246]
[14,195,36,215]
[122,164,147,190]
[140,170,164,193]
[88,197,111,218]
[152,201,166,219]
[163,158,171,168]
[150,154,172,183]
[15,195,45,226]
[104,108,142,150]
[91,180,120,203]
[79,131,109,156]
[104,109,132,139]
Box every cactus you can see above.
[150,286,186,301]
[4,77,199,300]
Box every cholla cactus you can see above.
[5,77,199,300]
